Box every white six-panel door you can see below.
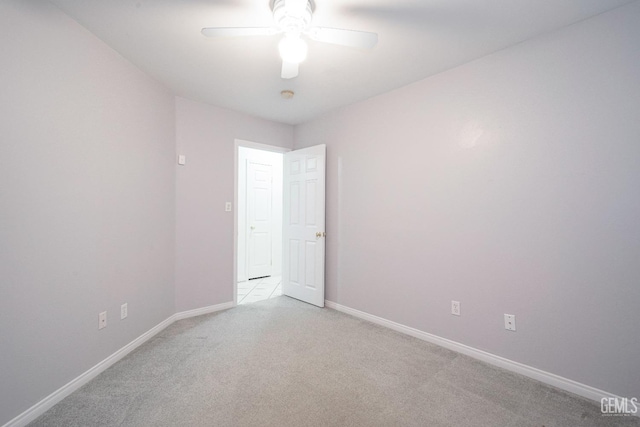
[247,161,273,279]
[282,144,326,307]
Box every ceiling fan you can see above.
[201,0,378,79]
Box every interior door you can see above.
[247,161,273,279]
[282,144,326,307]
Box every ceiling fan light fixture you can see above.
[278,34,308,64]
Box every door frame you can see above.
[233,139,290,306]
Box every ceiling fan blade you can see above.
[281,61,299,79]
[307,27,378,49]
[201,27,278,38]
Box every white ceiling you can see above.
[48,0,633,125]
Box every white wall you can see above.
[238,147,284,282]
[175,98,293,312]
[294,1,640,399]
[0,1,176,425]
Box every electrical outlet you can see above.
[451,300,461,316]
[225,202,232,212]
[504,314,516,331]
[121,303,128,320]
[99,311,107,330]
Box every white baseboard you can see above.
[3,301,234,427]
[174,301,234,321]
[325,300,625,405]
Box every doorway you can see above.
[236,142,286,305]
[234,140,327,308]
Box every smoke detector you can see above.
[280,90,295,99]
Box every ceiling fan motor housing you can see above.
[272,0,313,34]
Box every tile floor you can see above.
[238,275,282,304]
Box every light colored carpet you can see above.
[30,296,639,426]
